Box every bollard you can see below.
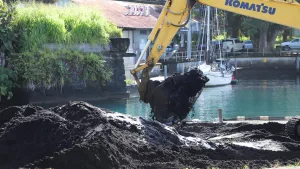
[218,108,223,123]
[296,56,300,73]
[164,65,167,80]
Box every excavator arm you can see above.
[130,0,300,138]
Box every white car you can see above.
[281,38,300,51]
[222,38,244,52]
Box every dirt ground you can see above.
[0,101,299,169]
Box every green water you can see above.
[92,79,300,121]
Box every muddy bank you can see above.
[0,101,299,169]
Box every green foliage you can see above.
[0,1,19,101]
[2,0,57,4]
[13,3,122,52]
[124,79,136,86]
[0,67,17,99]
[241,18,264,37]
[0,0,17,54]
[8,49,112,94]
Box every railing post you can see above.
[164,65,168,80]
[218,108,223,123]
[296,55,300,74]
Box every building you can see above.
[294,29,300,37]
[73,0,162,55]
[73,0,165,80]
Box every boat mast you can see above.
[206,6,210,63]
[215,8,222,67]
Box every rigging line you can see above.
[215,8,222,59]
[197,5,205,66]
[199,5,206,67]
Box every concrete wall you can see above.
[228,57,297,70]
[162,57,300,76]
[123,29,151,56]
[164,61,201,74]
[43,43,110,52]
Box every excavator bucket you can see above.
[144,68,209,125]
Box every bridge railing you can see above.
[160,50,204,62]
[159,47,300,63]
[224,47,300,58]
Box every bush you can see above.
[7,49,112,95]
[13,2,122,52]
[0,67,17,100]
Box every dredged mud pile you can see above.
[0,102,300,169]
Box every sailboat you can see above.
[197,6,235,87]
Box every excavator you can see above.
[130,0,300,140]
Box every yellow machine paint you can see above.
[129,0,300,139]
[201,0,300,29]
[130,0,300,101]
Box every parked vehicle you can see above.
[166,45,173,52]
[212,40,223,50]
[197,41,223,51]
[281,38,300,51]
[222,38,244,52]
[244,40,253,49]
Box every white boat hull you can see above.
[204,71,232,87]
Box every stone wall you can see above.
[103,52,127,93]
[28,43,135,103]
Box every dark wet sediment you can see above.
[146,68,209,123]
[0,101,299,169]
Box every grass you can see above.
[13,2,122,52]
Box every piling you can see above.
[297,56,300,74]
[164,65,167,80]
[218,108,223,123]
[235,57,238,78]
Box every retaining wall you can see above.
[228,57,298,69]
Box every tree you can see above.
[282,28,293,42]
[241,18,286,52]
[0,0,17,101]
[225,12,244,38]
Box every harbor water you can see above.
[91,78,300,122]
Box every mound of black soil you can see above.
[0,101,300,169]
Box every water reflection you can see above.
[94,79,300,122]
[37,79,300,122]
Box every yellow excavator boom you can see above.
[202,0,300,29]
[130,0,300,127]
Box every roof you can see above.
[72,0,163,29]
